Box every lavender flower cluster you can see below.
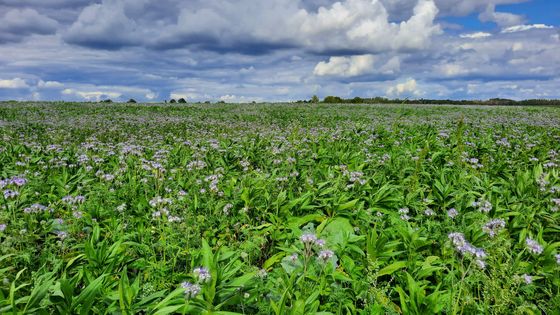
[448,232,487,268]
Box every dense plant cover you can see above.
[0,102,559,314]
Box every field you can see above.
[1,102,560,314]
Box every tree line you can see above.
[298,96,560,106]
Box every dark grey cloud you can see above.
[0,8,58,43]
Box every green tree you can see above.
[311,95,319,103]
[323,96,343,103]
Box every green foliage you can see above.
[0,102,559,313]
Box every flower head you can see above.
[193,267,211,283]
[300,233,317,244]
[482,218,506,238]
[181,282,201,299]
[317,250,334,263]
[525,238,543,255]
[314,239,326,248]
[447,208,459,219]
[522,274,532,284]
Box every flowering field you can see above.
[1,102,560,314]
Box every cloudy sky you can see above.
[0,0,558,102]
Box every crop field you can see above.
[0,102,560,314]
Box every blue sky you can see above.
[0,0,558,102]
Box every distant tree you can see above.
[217,100,226,104]
[311,95,319,103]
[204,101,211,104]
[323,96,343,103]
[350,97,364,104]
[101,99,112,103]
[178,98,187,103]
[127,98,137,103]
[169,99,177,103]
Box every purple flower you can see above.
[315,239,326,248]
[525,238,544,255]
[193,267,211,283]
[482,219,506,238]
[522,274,532,284]
[9,177,27,187]
[181,282,201,299]
[289,253,298,263]
[448,232,467,247]
[447,208,459,219]
[475,259,486,269]
[317,250,334,263]
[300,233,317,244]
[0,223,6,232]
[55,231,68,240]
[473,198,492,213]
[3,190,19,199]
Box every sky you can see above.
[0,0,558,102]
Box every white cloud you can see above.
[62,88,121,101]
[60,84,155,101]
[219,94,263,103]
[304,0,441,52]
[314,55,375,77]
[460,32,492,39]
[386,78,421,97]
[479,4,525,27]
[436,63,469,77]
[501,24,554,33]
[0,78,29,89]
[37,80,64,88]
[156,0,441,54]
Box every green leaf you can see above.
[377,261,407,277]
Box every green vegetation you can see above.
[297,96,560,106]
[0,102,559,314]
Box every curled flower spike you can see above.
[317,250,334,263]
[300,233,317,244]
[181,282,201,299]
[482,219,506,238]
[193,267,211,283]
[522,274,532,285]
[525,238,543,255]
[447,208,459,219]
